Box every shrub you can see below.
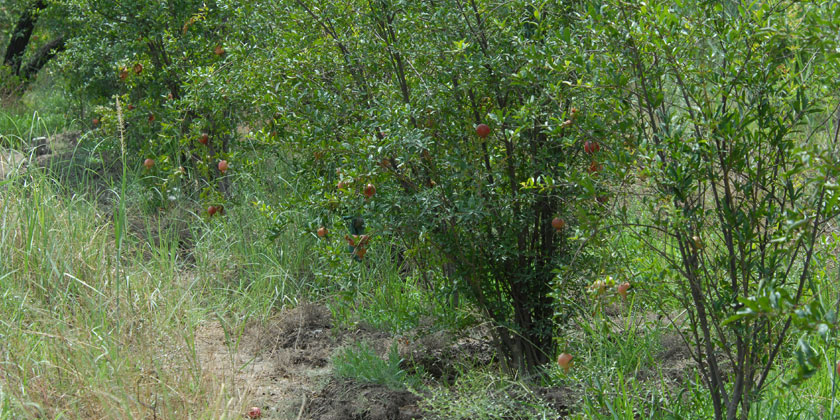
[241,0,631,374]
[589,2,840,418]
[58,0,241,208]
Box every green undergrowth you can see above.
[2,101,839,419]
[333,341,422,390]
[0,77,76,149]
[419,370,563,420]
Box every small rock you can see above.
[32,137,50,155]
[0,149,26,179]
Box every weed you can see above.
[333,341,421,390]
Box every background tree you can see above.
[590,2,840,419]
[1,0,65,90]
[58,0,239,206]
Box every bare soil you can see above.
[305,378,422,420]
[194,305,331,419]
[195,304,422,419]
[193,301,604,419]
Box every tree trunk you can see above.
[20,37,64,81]
[2,0,46,76]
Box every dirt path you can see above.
[194,304,427,420]
[194,306,332,419]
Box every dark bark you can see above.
[3,0,46,76]
[20,36,64,80]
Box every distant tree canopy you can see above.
[1,0,65,89]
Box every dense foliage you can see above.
[4,0,840,418]
[591,3,840,418]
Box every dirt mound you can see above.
[635,330,696,387]
[534,386,575,416]
[260,303,337,371]
[262,303,333,349]
[195,305,340,419]
[33,131,81,169]
[654,331,696,383]
[196,304,512,419]
[305,378,422,420]
[400,329,495,382]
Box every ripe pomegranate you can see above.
[247,406,262,419]
[551,217,565,231]
[218,160,229,173]
[119,68,128,81]
[143,158,154,170]
[475,123,491,138]
[214,44,225,56]
[207,206,217,216]
[148,113,155,123]
[557,353,573,373]
[199,133,209,145]
[584,140,600,154]
[317,227,328,238]
[617,282,630,298]
[354,247,368,259]
[133,63,143,74]
[364,183,376,199]
[127,104,135,111]
[92,117,100,126]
